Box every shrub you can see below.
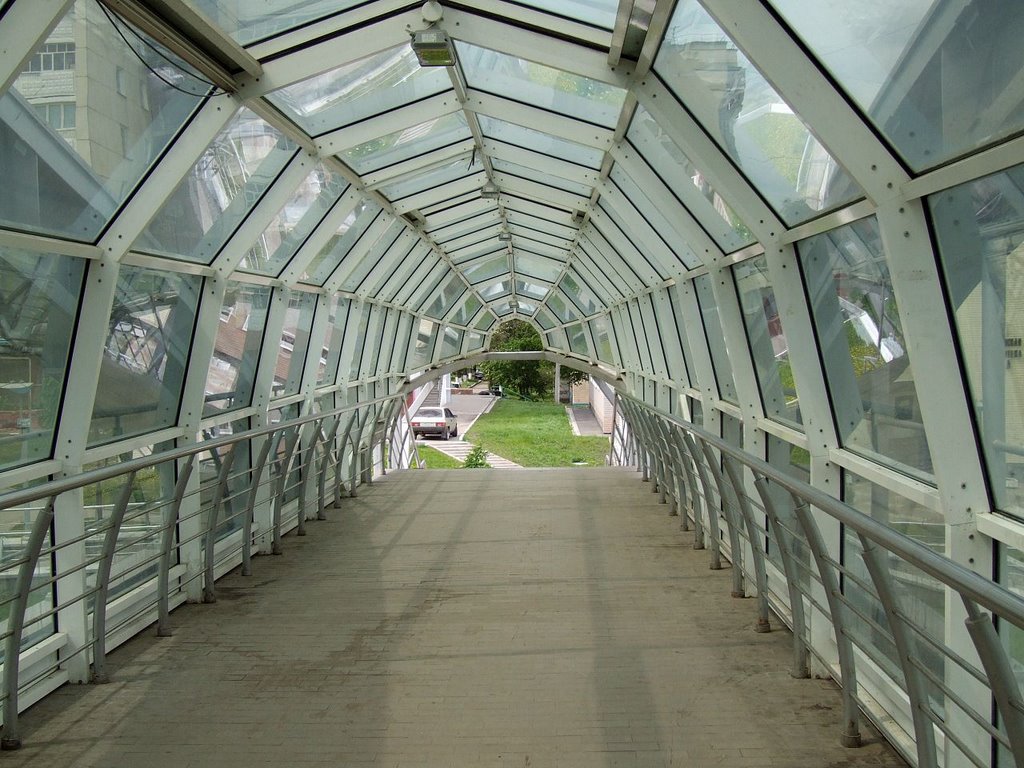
[462,444,490,469]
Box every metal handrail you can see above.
[617,393,1024,630]
[0,392,403,513]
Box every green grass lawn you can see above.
[465,399,609,467]
[414,444,463,469]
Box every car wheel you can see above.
[452,427,458,437]
[442,427,450,440]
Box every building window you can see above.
[33,101,76,130]
[23,42,76,73]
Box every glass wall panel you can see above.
[772,0,1024,171]
[591,317,614,364]
[423,274,467,319]
[627,104,754,253]
[273,291,317,398]
[347,304,372,380]
[799,217,933,480]
[0,249,85,472]
[931,165,1024,518]
[654,1,861,225]
[317,296,349,387]
[2,2,207,241]
[560,272,599,316]
[546,293,578,324]
[408,318,436,370]
[137,110,296,263]
[267,45,451,135]
[89,266,201,446]
[764,435,811,582]
[457,42,626,127]
[843,472,946,715]
[693,275,737,403]
[449,295,482,326]
[239,166,347,276]
[734,256,801,427]
[300,200,374,286]
[340,111,469,174]
[199,415,252,540]
[0,481,53,659]
[440,327,463,359]
[567,323,589,357]
[203,282,271,416]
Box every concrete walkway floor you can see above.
[10,468,906,768]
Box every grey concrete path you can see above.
[9,469,906,768]
[566,405,607,437]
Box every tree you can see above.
[480,320,588,400]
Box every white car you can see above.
[412,407,458,440]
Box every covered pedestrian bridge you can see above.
[2,1,1024,766]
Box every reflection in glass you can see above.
[513,0,618,28]
[273,291,317,398]
[608,165,701,268]
[239,166,347,276]
[546,292,578,324]
[199,416,251,540]
[2,2,207,241]
[734,256,801,427]
[204,282,272,416]
[0,249,85,471]
[591,316,614,364]
[267,45,450,136]
[799,217,933,479]
[318,296,350,386]
[694,274,737,403]
[772,0,1024,171]
[931,165,1024,519]
[408,318,437,370]
[560,272,599,316]
[567,323,589,356]
[423,274,467,319]
[763,435,811,582]
[478,115,604,169]
[340,112,469,174]
[300,201,376,286]
[654,1,861,225]
[185,0,365,45]
[0,482,53,659]
[457,42,626,127]
[377,154,482,202]
[137,110,297,263]
[440,327,463,359]
[89,266,201,446]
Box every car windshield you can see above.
[417,409,442,418]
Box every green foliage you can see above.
[466,399,609,467]
[414,445,463,469]
[462,444,490,469]
[482,320,589,399]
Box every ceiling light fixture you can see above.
[411,27,457,66]
[498,232,511,241]
[480,181,500,199]
[571,210,586,225]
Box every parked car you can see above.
[411,407,458,439]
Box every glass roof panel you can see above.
[546,292,578,323]
[627,105,753,252]
[339,222,404,291]
[239,165,348,276]
[771,0,1024,171]
[423,273,467,319]
[377,154,482,201]
[475,313,495,331]
[267,44,451,136]
[493,300,516,316]
[452,244,506,266]
[535,306,557,329]
[560,271,599,316]
[512,0,618,29]
[609,165,702,268]
[430,210,502,241]
[515,278,549,300]
[477,116,604,168]
[137,109,297,263]
[339,111,470,175]
[464,255,510,284]
[184,1,366,45]
[299,200,378,285]
[3,1,209,242]
[456,42,627,127]
[492,159,593,197]
[480,279,512,300]
[515,253,564,283]
[450,293,482,326]
[655,1,862,225]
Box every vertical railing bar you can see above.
[203,442,239,604]
[753,475,809,678]
[91,469,138,683]
[271,427,302,556]
[296,417,325,537]
[317,416,342,513]
[698,439,746,597]
[857,534,938,768]
[243,433,276,575]
[723,454,771,632]
[961,598,1024,767]
[157,454,195,637]
[1,494,57,751]
[790,495,862,748]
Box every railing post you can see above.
[791,495,862,748]
[203,442,239,604]
[242,434,275,576]
[1,496,56,751]
[679,431,722,568]
[723,455,771,632]
[317,415,342,512]
[271,427,302,556]
[857,535,938,768]
[295,417,325,537]
[753,475,809,678]
[158,455,195,636]
[91,470,138,683]
[698,440,746,598]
